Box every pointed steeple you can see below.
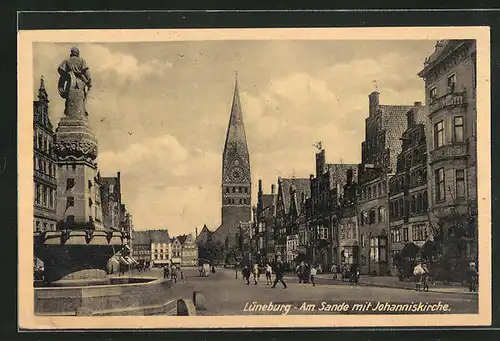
[37,76,49,103]
[222,73,250,177]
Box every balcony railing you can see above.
[429,91,467,114]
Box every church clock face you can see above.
[230,167,242,181]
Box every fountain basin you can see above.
[35,276,175,316]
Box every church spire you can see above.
[37,75,49,103]
[223,73,249,165]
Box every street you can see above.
[135,267,478,315]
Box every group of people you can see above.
[163,264,184,283]
[240,260,288,288]
[412,262,431,291]
[295,261,319,286]
[198,263,216,277]
[412,261,478,292]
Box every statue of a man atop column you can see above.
[57,47,92,118]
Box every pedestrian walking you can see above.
[211,265,216,274]
[252,264,260,285]
[413,263,425,291]
[163,265,170,279]
[422,263,429,292]
[171,265,178,284]
[265,263,273,285]
[242,265,250,285]
[310,265,317,286]
[467,262,478,292]
[271,260,288,289]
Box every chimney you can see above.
[310,174,315,180]
[195,227,198,238]
[369,91,380,117]
[414,101,422,107]
[316,149,326,177]
[258,179,262,192]
[271,184,275,194]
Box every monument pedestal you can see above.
[34,116,125,284]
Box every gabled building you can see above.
[338,168,359,268]
[132,230,152,263]
[309,148,357,270]
[149,229,171,266]
[418,40,478,278]
[254,180,277,264]
[389,103,431,272]
[275,177,310,265]
[33,77,58,233]
[170,236,182,265]
[178,234,198,267]
[357,91,421,276]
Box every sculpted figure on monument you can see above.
[57,47,92,118]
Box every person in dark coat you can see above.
[163,265,170,279]
[271,260,288,289]
[466,262,478,292]
[242,265,250,285]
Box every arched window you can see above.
[377,183,382,197]
[378,206,385,222]
[416,193,422,213]
[410,196,416,214]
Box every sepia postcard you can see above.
[18,27,491,330]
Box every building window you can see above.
[430,87,437,100]
[361,233,366,247]
[410,196,416,214]
[35,183,41,204]
[423,191,428,211]
[42,186,47,206]
[403,227,409,242]
[434,121,444,148]
[226,187,230,193]
[232,187,235,193]
[67,196,75,207]
[369,210,376,224]
[398,199,404,217]
[456,169,466,199]
[67,178,75,190]
[49,188,54,208]
[454,116,464,143]
[416,193,422,213]
[369,238,379,262]
[412,224,426,241]
[435,168,445,202]
[378,206,385,222]
[447,74,456,92]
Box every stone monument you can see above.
[34,47,125,286]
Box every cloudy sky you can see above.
[33,40,436,237]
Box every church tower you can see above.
[216,74,251,247]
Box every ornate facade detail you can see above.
[53,139,98,163]
[429,143,468,165]
[429,91,467,114]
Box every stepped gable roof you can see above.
[195,224,213,244]
[280,178,311,214]
[326,164,358,189]
[148,229,170,243]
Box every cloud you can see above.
[32,40,434,237]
